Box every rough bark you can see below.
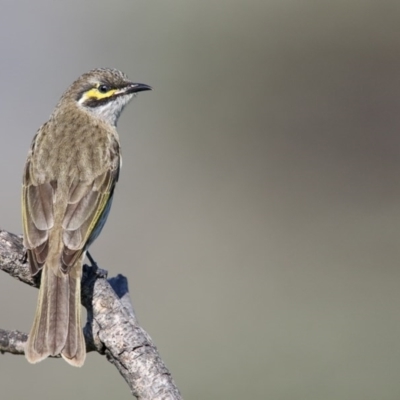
[0,229,182,400]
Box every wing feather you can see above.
[27,183,54,230]
[60,168,118,272]
[22,130,120,275]
[63,187,100,230]
[22,160,52,274]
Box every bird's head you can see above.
[58,68,151,126]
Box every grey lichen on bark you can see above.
[0,229,182,400]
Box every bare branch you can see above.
[0,329,28,355]
[0,229,182,400]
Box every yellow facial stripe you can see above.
[82,87,117,101]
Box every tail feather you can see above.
[47,267,69,356]
[25,265,51,363]
[61,272,85,367]
[25,261,86,366]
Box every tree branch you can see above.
[0,229,182,400]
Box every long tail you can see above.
[25,261,86,367]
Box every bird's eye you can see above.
[98,84,110,93]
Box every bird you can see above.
[22,68,151,367]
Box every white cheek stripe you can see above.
[78,94,134,126]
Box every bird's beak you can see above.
[117,83,152,95]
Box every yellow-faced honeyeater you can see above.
[22,68,151,366]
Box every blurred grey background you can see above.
[1,1,400,399]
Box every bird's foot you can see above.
[86,251,108,278]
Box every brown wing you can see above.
[60,169,118,272]
[22,157,54,275]
[22,154,119,276]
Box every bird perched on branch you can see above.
[22,68,151,366]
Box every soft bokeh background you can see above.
[1,1,400,399]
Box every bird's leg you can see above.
[21,249,28,264]
[86,251,108,278]
[86,251,97,268]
